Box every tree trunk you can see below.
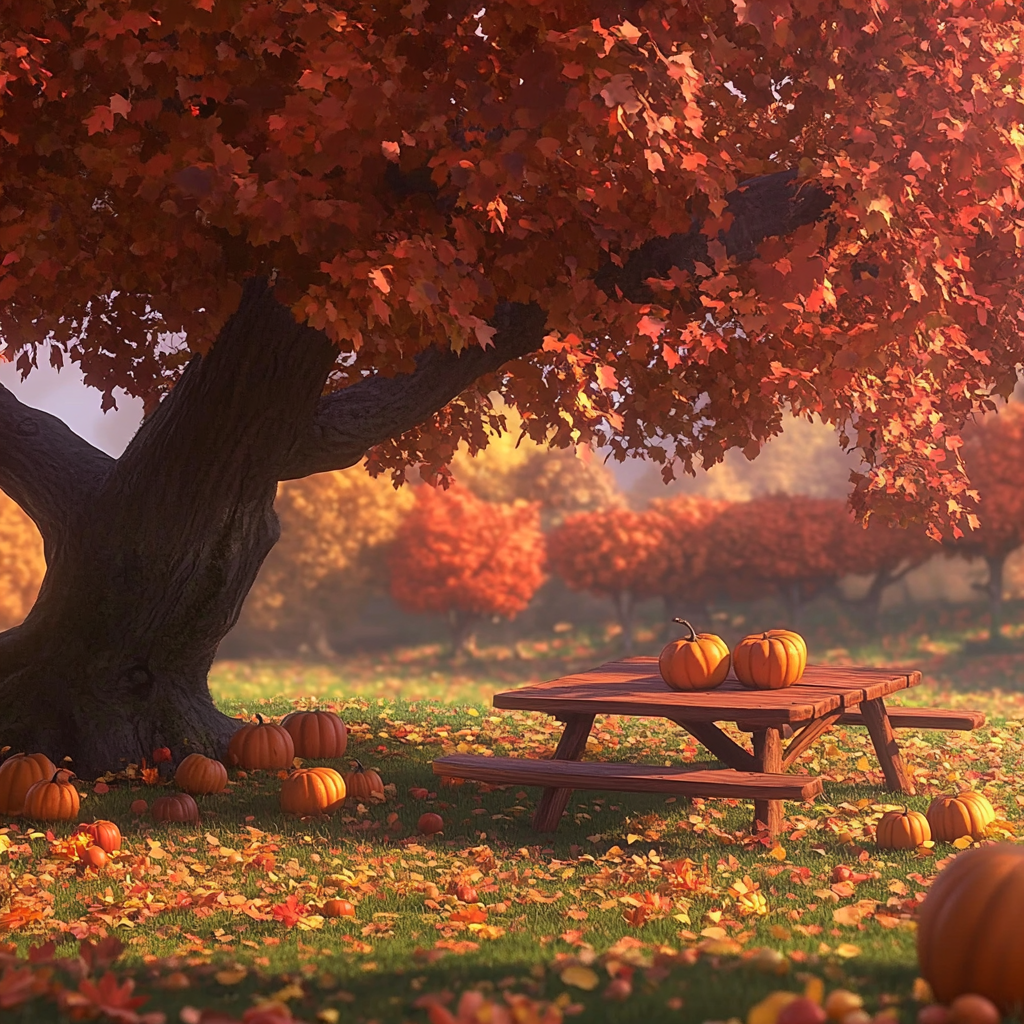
[613,591,635,655]
[985,552,1008,647]
[449,609,478,655]
[305,607,337,661]
[784,582,803,629]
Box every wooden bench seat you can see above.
[433,754,823,802]
[838,707,985,731]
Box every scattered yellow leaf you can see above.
[835,943,861,959]
[560,965,600,991]
[214,968,248,985]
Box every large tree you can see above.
[1,0,1022,773]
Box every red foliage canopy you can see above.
[643,495,729,602]
[2,1,1024,528]
[387,486,545,622]
[705,496,856,602]
[546,508,667,600]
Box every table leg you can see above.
[667,717,760,772]
[752,727,784,838]
[532,713,596,832]
[859,697,916,795]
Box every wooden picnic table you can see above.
[434,657,953,839]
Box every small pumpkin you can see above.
[80,845,108,872]
[280,767,347,816]
[917,843,1024,1011]
[75,819,122,854]
[417,812,444,835]
[927,792,995,842]
[876,808,931,850]
[658,618,731,692]
[23,770,80,821]
[322,898,356,918]
[227,714,295,770]
[0,752,59,816]
[174,753,228,795]
[343,761,385,802]
[733,629,807,689]
[151,793,200,824]
[281,710,348,760]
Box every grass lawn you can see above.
[3,613,1024,1024]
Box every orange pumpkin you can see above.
[75,819,122,854]
[343,762,385,802]
[0,752,58,816]
[174,753,228,795]
[322,898,356,918]
[227,714,295,770]
[927,792,995,842]
[733,629,807,689]
[23,770,80,821]
[282,710,348,760]
[417,812,444,835]
[917,843,1024,1011]
[80,845,108,872]
[280,767,347,816]
[151,793,200,824]
[658,619,731,692]
[876,808,930,850]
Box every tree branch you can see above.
[0,383,114,545]
[279,302,547,480]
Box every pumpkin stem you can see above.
[351,760,365,773]
[255,714,264,725]
[672,618,698,643]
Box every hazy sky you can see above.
[0,359,144,456]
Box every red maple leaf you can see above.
[269,895,308,928]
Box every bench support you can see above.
[752,727,783,837]
[532,713,595,832]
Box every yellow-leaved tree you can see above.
[0,492,45,630]
[236,469,415,656]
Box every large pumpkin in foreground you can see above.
[282,710,348,760]
[927,792,995,842]
[733,629,807,689]
[917,843,1024,1010]
[280,767,346,816]
[227,715,295,770]
[658,619,731,692]
[0,752,58,816]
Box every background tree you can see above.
[2,0,1024,770]
[0,493,45,631]
[238,469,414,657]
[705,497,856,625]
[945,405,1024,644]
[643,496,730,633]
[547,509,668,654]
[388,487,546,653]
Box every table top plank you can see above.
[492,658,921,725]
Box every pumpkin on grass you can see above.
[733,629,807,689]
[151,793,200,824]
[343,762,385,802]
[79,846,108,872]
[917,843,1024,1010]
[876,808,930,850]
[280,767,346,815]
[282,710,348,760]
[322,898,356,918]
[417,812,444,835]
[927,792,995,842]
[658,618,731,692]
[23,770,80,821]
[174,753,228,795]
[227,714,295,770]
[75,819,122,854]
[0,752,58,816]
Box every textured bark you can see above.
[984,552,1008,646]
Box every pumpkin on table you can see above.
[733,629,807,689]
[0,752,58,816]
[876,808,930,850]
[151,793,200,824]
[927,791,995,842]
[23,770,80,821]
[917,843,1024,1011]
[174,753,228,795]
[227,715,295,770]
[75,819,122,854]
[658,618,730,692]
[280,767,347,815]
[343,762,385,802]
[282,710,348,760]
